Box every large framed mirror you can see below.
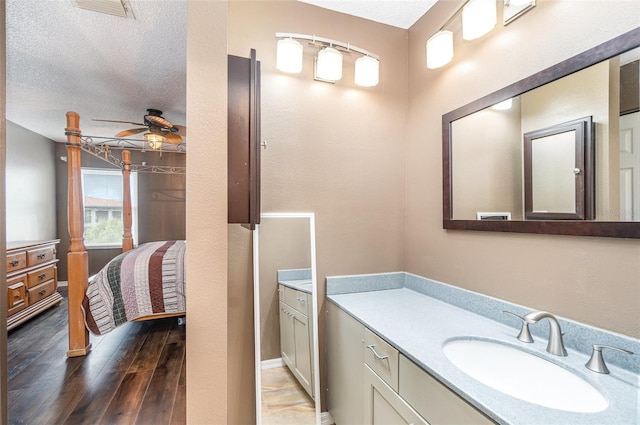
[443,27,640,238]
[253,213,320,425]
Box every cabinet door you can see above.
[364,365,428,425]
[327,302,365,425]
[292,310,313,397]
[279,301,295,368]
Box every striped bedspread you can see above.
[82,240,186,335]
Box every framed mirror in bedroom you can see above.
[253,212,321,425]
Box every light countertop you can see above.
[327,275,639,425]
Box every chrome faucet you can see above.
[524,311,568,356]
[504,310,568,356]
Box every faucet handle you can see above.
[503,311,534,343]
[585,344,634,374]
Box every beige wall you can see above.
[228,0,408,416]
[186,1,228,423]
[406,0,640,338]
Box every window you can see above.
[81,168,138,248]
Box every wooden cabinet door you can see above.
[228,49,261,229]
[327,302,366,425]
[364,365,428,425]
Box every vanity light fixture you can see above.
[426,30,454,69]
[276,38,304,73]
[316,46,343,81]
[462,0,497,40]
[275,32,380,87]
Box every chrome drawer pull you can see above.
[37,253,47,260]
[366,345,389,360]
[10,260,19,267]
[296,297,306,303]
[38,289,47,296]
[38,273,47,280]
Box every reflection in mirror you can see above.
[253,213,320,425]
[443,28,640,238]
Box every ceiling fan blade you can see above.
[164,132,183,144]
[173,125,187,137]
[146,115,174,129]
[93,119,145,126]
[115,128,147,138]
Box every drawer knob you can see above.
[296,297,306,303]
[37,253,47,260]
[366,344,389,360]
[10,260,19,267]
[38,289,47,296]
[38,273,47,280]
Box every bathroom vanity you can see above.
[278,269,315,399]
[326,272,639,425]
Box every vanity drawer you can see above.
[27,245,55,267]
[27,280,57,305]
[399,354,495,425]
[364,327,399,391]
[7,274,28,315]
[282,285,309,316]
[7,252,27,273]
[27,265,56,289]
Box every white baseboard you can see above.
[321,411,334,425]
[57,280,68,287]
[261,358,285,370]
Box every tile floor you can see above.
[261,366,316,425]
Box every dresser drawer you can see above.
[364,327,399,391]
[26,245,55,267]
[281,285,310,316]
[7,252,27,273]
[7,274,28,314]
[27,265,56,289]
[27,280,57,305]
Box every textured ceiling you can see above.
[6,0,187,144]
[6,0,432,145]
[298,0,437,29]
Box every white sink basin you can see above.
[442,339,608,413]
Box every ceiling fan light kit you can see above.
[94,108,186,149]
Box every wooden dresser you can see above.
[6,240,63,330]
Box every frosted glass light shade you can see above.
[462,0,497,40]
[426,30,454,69]
[276,38,303,73]
[355,56,379,87]
[316,46,342,81]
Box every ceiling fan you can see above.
[93,109,186,145]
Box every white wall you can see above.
[6,121,57,242]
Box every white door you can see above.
[620,112,640,221]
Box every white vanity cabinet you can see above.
[279,284,314,398]
[327,302,496,425]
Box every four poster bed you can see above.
[65,111,186,357]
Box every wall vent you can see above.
[73,0,135,19]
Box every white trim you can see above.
[57,280,68,287]
[252,227,262,425]
[261,358,285,370]
[321,412,335,425]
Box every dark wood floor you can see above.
[7,287,186,425]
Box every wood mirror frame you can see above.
[442,27,640,239]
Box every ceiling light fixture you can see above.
[275,32,380,87]
[144,132,165,149]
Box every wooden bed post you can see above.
[122,150,133,252]
[65,111,91,357]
